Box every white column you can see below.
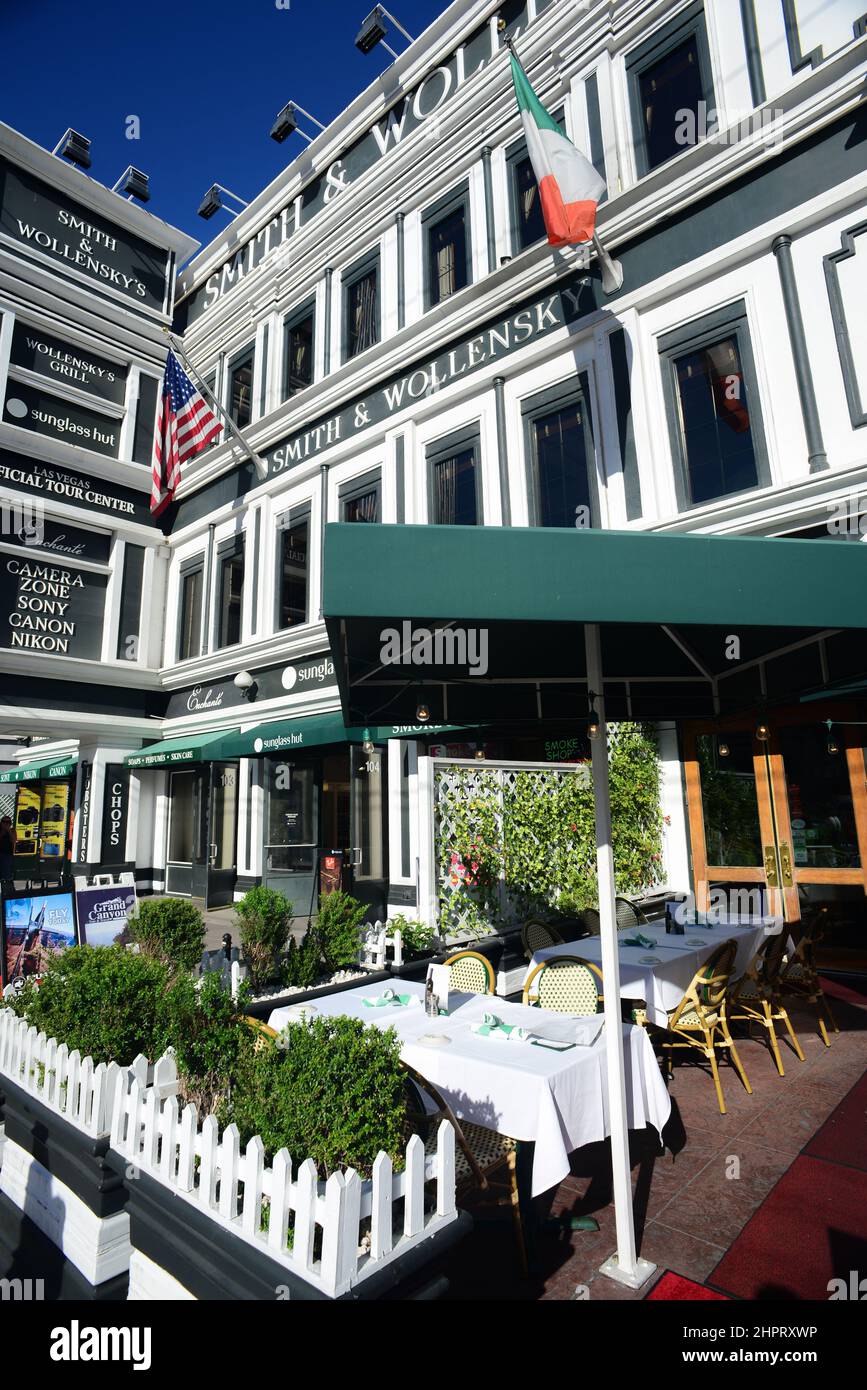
[585,623,656,1290]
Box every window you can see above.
[202,370,220,447]
[659,301,769,509]
[343,250,379,360]
[340,470,381,523]
[422,183,471,308]
[216,540,244,648]
[626,2,715,175]
[507,114,565,253]
[523,379,597,528]
[227,346,254,428]
[283,304,314,399]
[132,375,159,465]
[277,513,310,629]
[427,426,481,525]
[177,561,203,660]
[116,544,145,660]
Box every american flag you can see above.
[150,350,223,515]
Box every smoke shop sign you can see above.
[0,155,169,310]
[265,273,593,479]
[2,555,106,658]
[10,322,127,405]
[4,381,121,457]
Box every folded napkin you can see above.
[621,932,654,949]
[471,1011,530,1041]
[362,988,417,1008]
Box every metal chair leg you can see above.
[722,1022,753,1095]
[763,1004,785,1076]
[779,1006,805,1062]
[707,1044,726,1115]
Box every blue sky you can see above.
[3,0,447,252]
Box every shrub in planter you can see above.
[279,931,321,990]
[234,886,294,991]
[130,897,205,974]
[2,945,173,1066]
[388,915,436,957]
[313,890,366,974]
[164,972,253,1114]
[221,1015,407,1179]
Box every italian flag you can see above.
[510,52,606,247]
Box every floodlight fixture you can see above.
[270,101,326,145]
[111,166,150,202]
[52,128,92,169]
[197,183,249,221]
[355,6,414,60]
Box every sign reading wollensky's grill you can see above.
[380,622,489,677]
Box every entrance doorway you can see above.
[165,762,239,907]
[683,711,867,932]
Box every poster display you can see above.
[39,781,70,859]
[13,784,40,855]
[75,882,136,947]
[1,888,77,987]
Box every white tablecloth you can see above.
[523,920,769,1026]
[269,981,671,1197]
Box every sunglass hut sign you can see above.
[181,23,519,326]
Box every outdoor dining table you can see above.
[523,917,773,1027]
[268,980,671,1198]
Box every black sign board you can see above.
[76,761,92,862]
[2,512,110,565]
[0,156,169,311]
[2,554,107,659]
[0,448,153,525]
[101,765,130,864]
[165,651,337,718]
[3,380,121,457]
[10,322,127,405]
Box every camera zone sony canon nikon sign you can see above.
[2,554,107,658]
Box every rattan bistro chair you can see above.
[402,1063,528,1276]
[728,932,805,1076]
[522,955,603,1015]
[657,939,751,1115]
[615,896,652,930]
[442,950,496,995]
[240,1016,280,1052]
[520,918,565,960]
[779,908,839,1047]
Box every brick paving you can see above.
[441,984,867,1300]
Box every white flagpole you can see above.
[592,232,624,294]
[162,328,268,481]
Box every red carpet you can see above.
[710,1154,867,1300]
[805,1072,867,1173]
[647,1272,730,1301]
[820,975,867,1008]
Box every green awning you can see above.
[322,523,867,725]
[0,761,43,785]
[124,729,238,769]
[0,756,77,784]
[217,714,466,759]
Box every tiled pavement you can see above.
[441,985,867,1301]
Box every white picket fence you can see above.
[360,920,404,972]
[109,1064,458,1298]
[0,1009,165,1139]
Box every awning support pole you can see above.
[585,623,657,1290]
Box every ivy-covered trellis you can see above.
[434,723,665,937]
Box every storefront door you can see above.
[263,757,319,919]
[167,763,239,906]
[683,711,867,923]
[349,742,388,918]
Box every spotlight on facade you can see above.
[270,102,326,145]
[755,721,770,742]
[111,166,150,203]
[197,184,249,221]
[355,6,414,60]
[52,128,91,170]
[416,702,430,723]
[234,670,257,700]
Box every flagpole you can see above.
[162,328,268,481]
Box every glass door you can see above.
[263,757,319,920]
[684,713,867,923]
[166,769,200,897]
[349,742,387,919]
[206,761,239,908]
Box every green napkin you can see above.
[621,932,654,949]
[362,988,413,1008]
[471,1011,529,1040]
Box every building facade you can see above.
[2,0,866,938]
